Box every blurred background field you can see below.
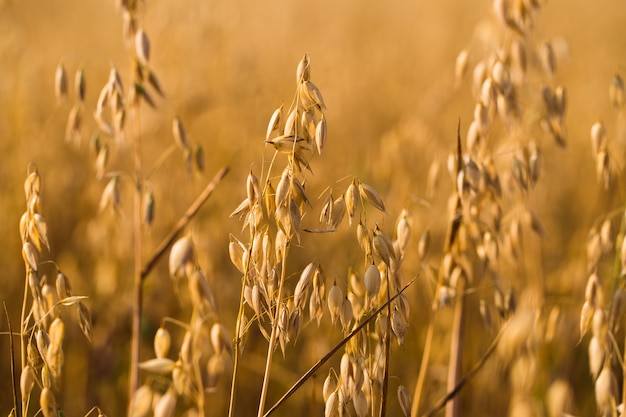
[1,0,626,416]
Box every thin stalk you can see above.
[623,329,626,407]
[129,103,144,412]
[412,122,463,417]
[229,243,254,417]
[5,303,18,417]
[424,318,508,417]
[140,166,229,280]
[410,317,435,417]
[445,278,465,417]
[19,271,29,372]
[379,266,392,417]
[257,241,290,417]
[18,267,34,417]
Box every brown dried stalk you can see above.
[141,166,230,280]
[5,302,18,417]
[424,319,508,417]
[257,243,290,417]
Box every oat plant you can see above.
[412,1,573,416]
[13,166,94,417]
[56,1,228,416]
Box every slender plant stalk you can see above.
[379,266,392,417]
[424,319,508,417]
[229,242,254,417]
[413,123,463,417]
[445,279,465,417]
[410,316,435,417]
[140,166,230,280]
[129,102,144,410]
[257,242,290,417]
[5,303,18,417]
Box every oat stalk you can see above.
[129,97,144,406]
[410,317,435,417]
[444,121,464,417]
[423,319,508,417]
[445,281,465,417]
[379,266,392,417]
[140,166,230,280]
[257,241,291,417]
[5,302,18,417]
[228,242,254,417]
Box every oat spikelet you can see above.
[154,390,177,417]
[345,180,359,225]
[75,68,86,102]
[609,74,624,109]
[77,301,93,342]
[358,183,387,214]
[135,29,150,65]
[327,282,343,325]
[22,242,39,272]
[172,117,189,150]
[130,385,153,417]
[266,105,283,141]
[296,53,311,83]
[315,117,327,155]
[55,62,68,103]
[40,388,58,417]
[454,49,469,88]
[154,327,171,359]
[169,235,195,277]
[20,365,36,404]
[398,385,412,417]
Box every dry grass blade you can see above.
[141,166,229,280]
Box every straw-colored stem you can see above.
[140,166,229,280]
[257,241,290,417]
[229,242,254,417]
[411,317,434,417]
[445,279,465,417]
[129,103,144,413]
[379,266,392,417]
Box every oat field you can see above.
[2,0,626,416]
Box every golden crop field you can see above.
[2,0,626,416]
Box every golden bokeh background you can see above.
[1,0,626,415]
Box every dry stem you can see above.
[257,242,290,417]
[445,280,465,417]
